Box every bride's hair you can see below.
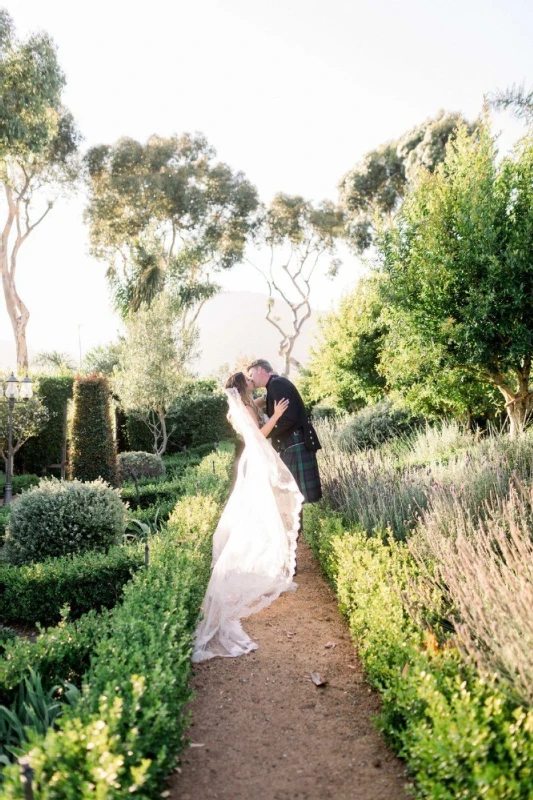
[225,372,248,394]
[226,372,262,425]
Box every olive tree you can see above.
[113,294,197,454]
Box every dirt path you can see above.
[169,540,409,800]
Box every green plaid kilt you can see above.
[280,438,322,504]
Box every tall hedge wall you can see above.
[69,375,117,485]
[15,375,74,476]
[126,392,234,453]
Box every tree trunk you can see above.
[157,409,169,455]
[505,393,533,438]
[1,187,31,372]
[490,364,533,438]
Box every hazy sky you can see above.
[1,0,531,366]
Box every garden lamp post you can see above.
[2,374,33,505]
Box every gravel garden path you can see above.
[169,540,409,800]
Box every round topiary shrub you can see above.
[3,478,127,565]
[118,451,165,483]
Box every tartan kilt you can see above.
[281,442,322,504]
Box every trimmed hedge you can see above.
[0,610,110,708]
[0,545,143,627]
[304,503,533,799]
[4,478,127,565]
[126,392,234,453]
[69,375,117,485]
[0,445,235,797]
[15,375,74,476]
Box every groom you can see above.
[248,359,322,509]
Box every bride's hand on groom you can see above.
[273,398,289,420]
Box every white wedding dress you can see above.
[192,388,304,662]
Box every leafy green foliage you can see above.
[3,478,126,565]
[114,294,197,455]
[0,11,81,371]
[0,545,142,627]
[378,120,533,434]
[0,668,78,765]
[304,504,533,798]
[340,110,475,253]
[302,276,387,412]
[0,444,234,797]
[84,132,258,318]
[15,375,73,476]
[0,612,109,708]
[125,384,234,453]
[118,451,165,483]
[69,375,117,484]
[0,396,50,468]
[337,401,421,452]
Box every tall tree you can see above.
[113,294,197,454]
[84,134,258,328]
[0,10,81,371]
[248,193,344,376]
[339,110,475,253]
[301,275,387,412]
[378,118,533,436]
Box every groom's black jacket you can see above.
[265,375,321,454]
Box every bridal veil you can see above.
[192,388,303,662]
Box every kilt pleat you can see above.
[281,442,322,504]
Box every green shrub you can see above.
[0,474,41,494]
[304,503,533,799]
[128,500,176,526]
[0,505,11,546]
[0,444,234,797]
[15,375,74,476]
[126,390,234,453]
[3,478,127,565]
[0,611,109,708]
[337,400,421,452]
[120,476,183,509]
[69,375,117,485]
[167,391,234,449]
[0,626,16,653]
[118,451,165,483]
[0,544,143,626]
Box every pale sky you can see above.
[0,0,531,368]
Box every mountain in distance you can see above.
[0,291,324,377]
[195,291,321,377]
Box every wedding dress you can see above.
[192,388,304,662]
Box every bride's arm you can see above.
[246,399,289,438]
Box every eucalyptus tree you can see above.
[84,134,259,328]
[339,110,475,253]
[0,10,81,371]
[249,193,345,376]
[378,119,533,436]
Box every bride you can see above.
[192,372,304,662]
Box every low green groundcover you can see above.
[303,503,533,799]
[0,445,234,797]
